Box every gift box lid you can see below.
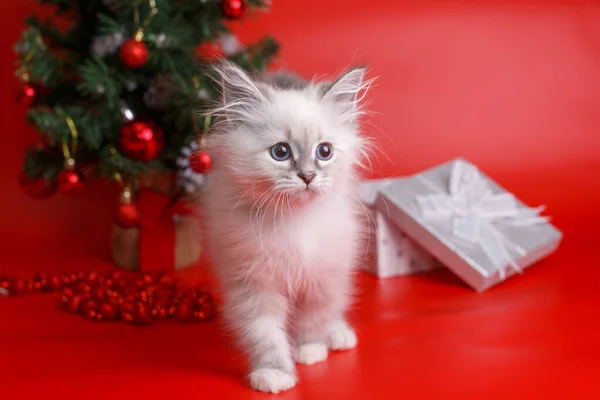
[376,158,563,291]
[357,178,399,207]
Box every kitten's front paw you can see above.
[248,368,297,394]
[293,343,328,365]
[327,324,357,351]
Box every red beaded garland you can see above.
[0,270,216,325]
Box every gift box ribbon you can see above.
[415,159,550,279]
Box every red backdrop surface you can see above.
[1,1,599,399]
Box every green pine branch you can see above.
[27,106,108,151]
[78,56,122,111]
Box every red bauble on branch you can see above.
[119,120,164,161]
[14,82,37,106]
[221,0,247,19]
[189,151,212,173]
[114,203,140,229]
[57,158,85,194]
[19,171,57,199]
[119,38,149,69]
[114,186,140,228]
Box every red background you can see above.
[1,1,599,399]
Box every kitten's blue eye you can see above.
[270,142,292,161]
[316,143,333,161]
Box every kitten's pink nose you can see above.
[298,171,316,185]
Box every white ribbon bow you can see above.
[416,160,549,278]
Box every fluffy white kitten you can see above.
[203,61,371,393]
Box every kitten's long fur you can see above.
[202,62,372,393]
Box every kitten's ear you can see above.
[321,66,367,118]
[208,61,267,124]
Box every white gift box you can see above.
[359,179,441,278]
[375,159,563,291]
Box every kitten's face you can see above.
[209,64,367,205]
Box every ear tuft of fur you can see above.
[322,66,375,123]
[204,61,268,126]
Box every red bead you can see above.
[114,202,140,228]
[152,301,171,320]
[65,294,87,314]
[57,287,74,307]
[27,279,43,292]
[81,298,100,320]
[63,272,77,286]
[18,171,57,199]
[189,151,212,173]
[132,302,152,325]
[13,279,27,294]
[175,300,195,323]
[46,275,63,291]
[111,271,124,281]
[120,302,135,322]
[57,169,84,194]
[159,275,174,286]
[15,82,37,106]
[196,300,217,321]
[135,279,148,290]
[119,120,164,161]
[137,290,150,304]
[92,287,109,299]
[119,39,149,69]
[99,301,119,321]
[33,272,49,291]
[75,281,92,295]
[221,0,247,19]
[0,277,13,295]
[86,271,99,284]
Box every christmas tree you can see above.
[15,0,278,210]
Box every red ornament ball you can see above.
[114,202,140,229]
[99,301,119,321]
[175,300,195,323]
[57,169,84,194]
[15,82,36,106]
[119,39,149,69]
[132,302,152,325]
[81,298,100,320]
[221,0,247,19]
[19,171,57,199]
[119,120,164,161]
[189,151,212,173]
[65,294,88,314]
[46,275,63,291]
